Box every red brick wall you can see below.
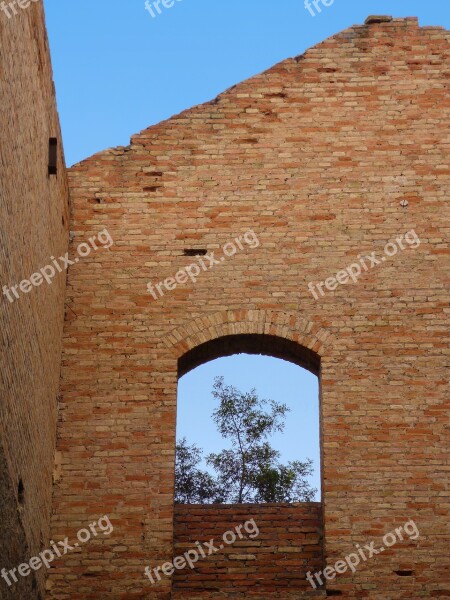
[0,4,69,599]
[48,16,449,600]
[171,503,323,599]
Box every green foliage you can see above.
[175,437,224,504]
[175,377,317,504]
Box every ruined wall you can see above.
[0,3,69,599]
[172,503,323,598]
[48,16,449,599]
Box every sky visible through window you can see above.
[176,354,321,500]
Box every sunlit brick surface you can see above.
[47,17,449,599]
[172,503,323,597]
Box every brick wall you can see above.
[171,503,324,598]
[0,4,69,599]
[48,16,449,599]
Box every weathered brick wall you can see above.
[0,4,69,599]
[48,16,449,599]
[171,503,323,598]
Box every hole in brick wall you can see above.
[18,479,24,504]
[327,591,343,596]
[395,570,414,576]
[48,137,58,176]
[143,186,162,192]
[365,15,393,24]
[183,249,207,257]
[62,215,65,226]
[146,171,163,177]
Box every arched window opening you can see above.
[176,335,321,504]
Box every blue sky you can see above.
[43,1,449,501]
[44,1,450,167]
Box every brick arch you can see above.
[162,309,335,376]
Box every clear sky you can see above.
[43,1,449,502]
[44,1,450,167]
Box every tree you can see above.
[175,377,317,503]
[253,461,316,503]
[174,437,224,503]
